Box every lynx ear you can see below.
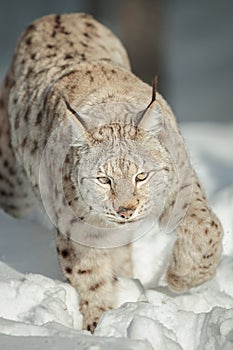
[63,96,87,131]
[136,75,162,133]
[60,95,90,146]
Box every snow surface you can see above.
[0,122,233,350]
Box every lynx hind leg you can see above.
[167,182,223,292]
[0,84,32,218]
[56,232,118,333]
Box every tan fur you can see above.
[0,13,223,332]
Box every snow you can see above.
[0,122,233,349]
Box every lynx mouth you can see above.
[108,217,142,225]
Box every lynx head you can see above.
[64,81,177,227]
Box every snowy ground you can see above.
[0,122,233,350]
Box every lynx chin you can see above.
[0,13,223,332]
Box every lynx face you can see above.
[74,125,176,226]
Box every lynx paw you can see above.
[166,264,217,292]
[83,319,98,333]
[82,306,111,333]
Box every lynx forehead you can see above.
[0,13,223,332]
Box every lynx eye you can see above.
[135,172,149,182]
[97,176,111,185]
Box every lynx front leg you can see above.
[167,186,223,291]
[56,232,117,333]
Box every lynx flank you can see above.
[0,13,223,332]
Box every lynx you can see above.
[0,13,223,332]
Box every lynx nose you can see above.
[117,206,135,219]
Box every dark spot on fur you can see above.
[64,53,73,59]
[205,228,209,235]
[86,70,94,82]
[63,174,69,182]
[0,190,7,196]
[70,217,79,225]
[56,247,60,254]
[47,44,55,49]
[14,116,20,129]
[60,24,68,34]
[80,216,84,221]
[87,321,97,333]
[85,21,95,29]
[31,140,38,154]
[8,167,16,176]
[4,74,10,88]
[25,37,32,45]
[201,208,206,212]
[55,14,61,24]
[21,136,28,148]
[30,53,36,60]
[80,53,86,61]
[197,183,201,188]
[62,197,67,206]
[80,41,88,47]
[27,24,36,32]
[100,58,111,62]
[77,269,92,274]
[65,267,72,274]
[83,32,91,38]
[90,281,103,291]
[5,204,18,211]
[61,249,70,258]
[35,111,43,125]
[61,64,69,70]
[3,159,9,168]
[0,189,14,197]
[191,213,196,217]
[23,106,31,123]
[181,183,190,190]
[98,307,106,312]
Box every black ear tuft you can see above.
[151,74,158,104]
[136,75,162,132]
[60,93,87,129]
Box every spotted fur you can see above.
[0,13,223,332]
